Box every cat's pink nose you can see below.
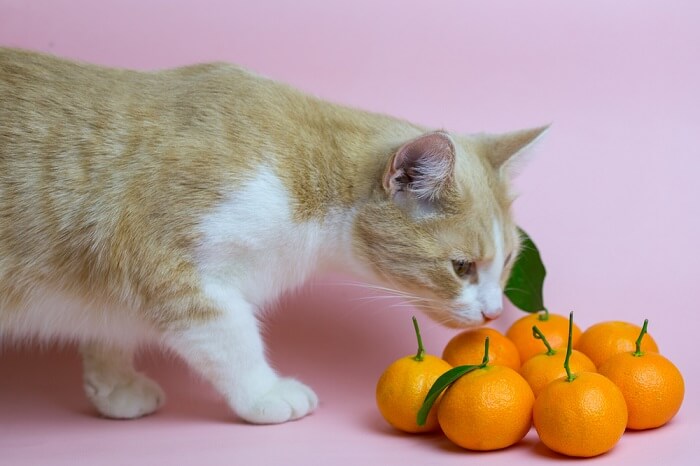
[482,307,503,320]
[481,288,504,320]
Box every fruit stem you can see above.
[532,325,556,356]
[480,336,490,366]
[538,307,550,321]
[412,316,425,362]
[633,319,649,357]
[564,311,576,382]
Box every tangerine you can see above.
[533,372,628,457]
[507,311,581,363]
[533,312,627,457]
[576,320,659,367]
[376,317,452,433]
[519,325,596,397]
[442,327,520,370]
[598,319,684,430]
[438,364,534,450]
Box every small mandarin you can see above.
[438,364,534,451]
[507,311,581,363]
[376,317,452,433]
[576,320,659,367]
[533,372,628,457]
[442,327,520,370]
[533,313,627,457]
[519,325,596,397]
[599,319,684,430]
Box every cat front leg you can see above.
[162,293,318,424]
[80,342,165,419]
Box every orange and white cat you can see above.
[0,48,545,424]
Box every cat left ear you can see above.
[479,125,549,178]
[383,132,455,214]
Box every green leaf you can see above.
[505,227,546,313]
[416,364,481,426]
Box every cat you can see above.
[0,47,545,424]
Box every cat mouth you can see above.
[444,308,503,328]
[433,311,488,329]
[415,301,496,328]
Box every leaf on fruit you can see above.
[505,227,546,313]
[416,364,480,426]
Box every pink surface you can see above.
[1,0,699,464]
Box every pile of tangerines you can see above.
[375,312,685,458]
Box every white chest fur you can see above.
[195,167,353,308]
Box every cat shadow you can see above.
[0,344,87,415]
[1,274,439,424]
[0,344,243,424]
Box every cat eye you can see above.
[452,259,476,278]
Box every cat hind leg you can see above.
[80,342,165,419]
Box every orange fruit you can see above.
[507,312,581,363]
[437,365,534,450]
[576,321,659,367]
[533,372,628,457]
[600,352,684,430]
[376,317,452,433]
[598,320,684,430]
[442,328,521,370]
[376,354,452,432]
[520,349,596,397]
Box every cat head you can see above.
[353,126,547,327]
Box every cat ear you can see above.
[478,125,549,177]
[383,132,455,214]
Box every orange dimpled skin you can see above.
[599,351,684,430]
[507,313,582,363]
[533,372,628,458]
[438,365,534,451]
[376,354,453,433]
[442,328,521,370]
[519,349,596,397]
[576,321,659,367]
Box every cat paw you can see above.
[238,378,319,424]
[84,372,165,419]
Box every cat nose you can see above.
[482,307,503,320]
[480,287,503,320]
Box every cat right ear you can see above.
[382,131,456,216]
[478,125,549,179]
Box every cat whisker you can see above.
[350,296,413,306]
[337,281,431,302]
[350,295,404,301]
[343,284,417,300]
[324,279,451,317]
[336,279,410,295]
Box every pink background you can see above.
[1,0,698,464]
